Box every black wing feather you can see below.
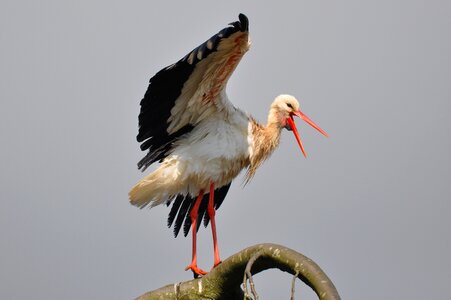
[166,183,232,238]
[167,195,184,228]
[172,195,193,238]
[182,193,209,237]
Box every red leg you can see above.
[208,182,221,268]
[185,190,207,277]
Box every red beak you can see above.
[286,110,328,157]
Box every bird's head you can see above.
[270,94,328,157]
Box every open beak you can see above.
[286,110,328,158]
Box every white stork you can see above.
[129,14,328,277]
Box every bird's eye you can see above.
[287,103,293,109]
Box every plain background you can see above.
[1,1,450,299]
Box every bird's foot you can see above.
[185,264,208,278]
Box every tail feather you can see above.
[129,171,168,208]
[129,178,157,208]
[129,161,185,208]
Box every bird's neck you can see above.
[246,119,282,181]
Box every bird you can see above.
[129,13,328,277]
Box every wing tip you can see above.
[230,13,249,32]
[238,13,249,32]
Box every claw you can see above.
[185,263,208,278]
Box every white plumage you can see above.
[130,99,250,207]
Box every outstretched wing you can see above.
[136,14,250,171]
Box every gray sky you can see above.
[1,1,450,299]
